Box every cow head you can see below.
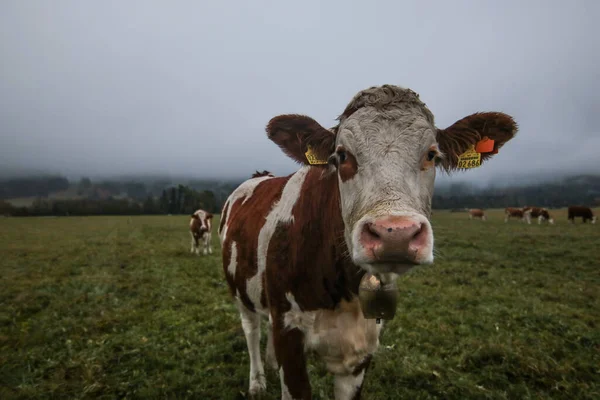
[267,85,517,276]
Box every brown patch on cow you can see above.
[568,206,595,222]
[505,207,524,218]
[221,176,290,311]
[265,168,363,313]
[271,315,312,399]
[252,170,274,178]
[437,112,518,171]
[266,115,336,166]
[469,209,485,218]
[339,151,358,182]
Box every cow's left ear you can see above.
[436,112,517,171]
[266,114,336,166]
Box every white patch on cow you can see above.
[283,292,381,376]
[237,299,266,395]
[246,167,310,313]
[219,175,273,243]
[279,367,294,400]
[334,370,365,400]
[227,241,237,277]
[256,167,309,270]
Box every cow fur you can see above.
[568,206,597,224]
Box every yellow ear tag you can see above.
[305,146,328,165]
[457,145,481,169]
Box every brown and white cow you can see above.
[219,85,517,399]
[469,209,486,221]
[523,206,554,224]
[190,209,213,255]
[504,207,530,223]
[568,206,597,224]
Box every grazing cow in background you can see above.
[505,207,530,223]
[523,206,555,224]
[219,85,517,399]
[568,206,597,224]
[190,209,213,255]
[469,209,486,220]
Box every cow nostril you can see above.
[366,223,381,239]
[361,222,382,246]
[409,223,427,248]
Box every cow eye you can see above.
[427,150,437,161]
[337,150,347,163]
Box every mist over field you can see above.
[1,1,599,187]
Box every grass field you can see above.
[1,209,599,399]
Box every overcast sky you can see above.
[1,1,598,186]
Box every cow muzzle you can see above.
[353,214,433,272]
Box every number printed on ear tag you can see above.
[457,145,481,169]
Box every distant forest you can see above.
[1,174,599,217]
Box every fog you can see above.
[1,1,599,185]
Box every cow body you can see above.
[504,207,530,223]
[523,206,554,224]
[568,206,596,224]
[220,85,517,399]
[469,209,486,220]
[190,209,213,255]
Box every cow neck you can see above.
[292,166,365,300]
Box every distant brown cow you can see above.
[568,206,597,224]
[190,209,213,255]
[523,206,554,224]
[469,209,486,221]
[504,207,530,223]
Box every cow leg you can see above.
[205,232,213,255]
[190,232,197,254]
[273,320,311,399]
[504,215,508,223]
[265,319,278,370]
[238,303,267,395]
[200,232,208,255]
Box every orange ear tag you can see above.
[475,136,495,153]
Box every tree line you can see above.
[1,174,598,217]
[0,185,220,217]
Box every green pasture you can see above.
[0,210,598,399]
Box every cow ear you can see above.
[436,112,517,171]
[266,114,336,166]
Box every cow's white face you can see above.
[333,102,439,275]
[266,85,518,277]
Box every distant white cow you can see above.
[190,209,213,255]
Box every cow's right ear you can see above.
[266,114,336,166]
